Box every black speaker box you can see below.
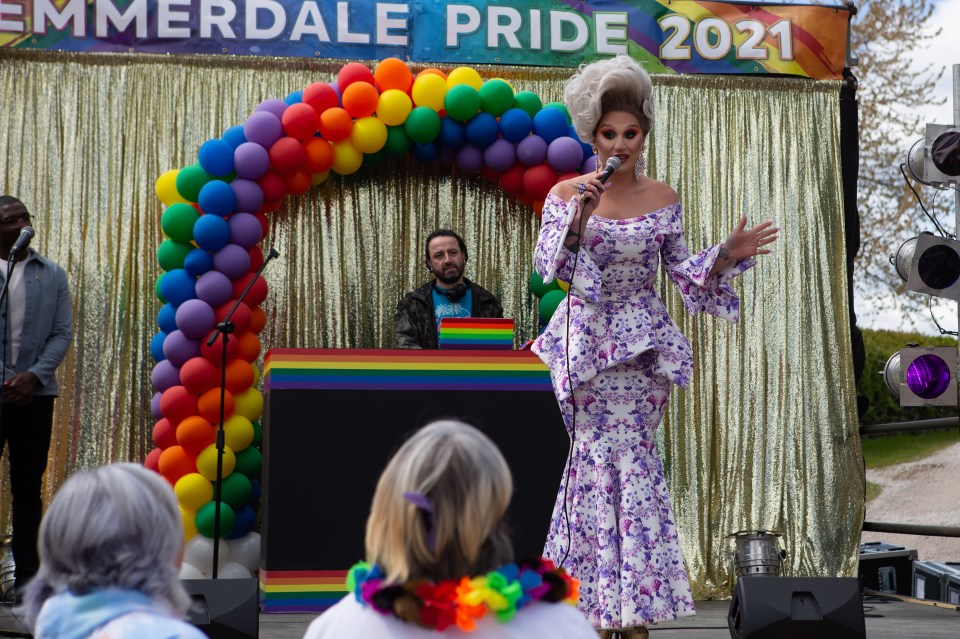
[728,577,865,639]
[182,578,259,639]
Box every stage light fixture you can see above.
[890,233,960,301]
[923,124,960,184]
[882,346,957,407]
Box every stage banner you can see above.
[0,0,850,78]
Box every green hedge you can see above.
[859,328,958,426]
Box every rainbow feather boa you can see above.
[347,557,579,632]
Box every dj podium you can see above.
[259,349,569,612]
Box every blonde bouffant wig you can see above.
[564,54,655,143]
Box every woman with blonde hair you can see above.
[532,55,777,638]
[303,420,596,638]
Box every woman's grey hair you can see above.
[564,54,655,143]
[365,420,514,583]
[21,463,191,624]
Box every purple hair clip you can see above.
[403,491,436,552]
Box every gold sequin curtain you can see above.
[0,51,861,597]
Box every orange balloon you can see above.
[198,387,235,424]
[176,415,216,455]
[224,359,255,395]
[374,58,414,93]
[249,306,267,334]
[158,445,196,485]
[341,81,380,119]
[303,138,334,174]
[236,332,261,363]
[416,68,447,81]
[318,107,353,142]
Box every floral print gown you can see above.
[531,193,754,628]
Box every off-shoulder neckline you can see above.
[545,193,681,222]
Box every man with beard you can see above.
[394,229,503,349]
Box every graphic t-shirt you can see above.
[432,286,473,334]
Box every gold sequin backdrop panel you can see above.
[0,53,860,597]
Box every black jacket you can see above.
[394,278,503,349]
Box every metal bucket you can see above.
[728,530,785,577]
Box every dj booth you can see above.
[258,348,569,612]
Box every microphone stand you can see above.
[205,247,280,579]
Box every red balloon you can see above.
[152,418,178,449]
[249,306,267,334]
[214,300,251,334]
[285,170,312,196]
[160,386,198,426]
[498,163,525,194]
[232,273,268,307]
[303,82,339,114]
[258,171,286,203]
[145,447,162,472]
[281,102,320,141]
[303,138,334,174]
[235,332,262,363]
[268,137,307,175]
[318,107,353,142]
[224,359,255,394]
[198,387,235,423]
[522,164,559,201]
[253,213,270,238]
[481,166,499,181]
[248,246,264,272]
[158,445,196,484]
[176,415,216,455]
[201,331,239,366]
[557,171,580,183]
[337,62,375,91]
[180,356,220,395]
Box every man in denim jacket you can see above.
[0,196,72,597]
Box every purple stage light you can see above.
[905,354,953,399]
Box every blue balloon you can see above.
[250,479,261,500]
[499,108,533,143]
[464,112,499,150]
[438,118,465,149]
[150,331,167,362]
[159,269,197,307]
[198,139,235,177]
[569,124,593,159]
[157,303,178,334]
[532,107,569,144]
[197,180,236,217]
[184,248,214,278]
[222,125,247,149]
[411,142,440,164]
[193,215,231,252]
[225,505,256,540]
[284,90,303,105]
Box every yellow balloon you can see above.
[311,170,330,185]
[175,472,214,511]
[376,89,413,126]
[234,387,264,422]
[330,140,363,175]
[224,414,254,452]
[252,364,262,387]
[350,116,388,154]
[447,67,482,91]
[156,169,188,206]
[557,279,570,292]
[196,443,236,481]
[411,74,447,112]
[180,505,198,541]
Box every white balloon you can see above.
[182,536,230,575]
[217,562,252,579]
[225,532,261,573]
[178,562,207,580]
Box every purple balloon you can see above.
[455,145,484,173]
[151,392,163,420]
[151,360,181,393]
[228,213,264,248]
[234,142,270,180]
[175,299,216,339]
[162,330,200,367]
[230,178,264,213]
[213,244,252,280]
[243,112,283,149]
[581,154,599,175]
[195,270,234,307]
[254,98,288,120]
[483,139,517,173]
[516,135,547,166]
[547,137,585,173]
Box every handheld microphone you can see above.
[10,226,34,254]
[594,156,621,186]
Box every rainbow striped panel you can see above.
[259,569,349,613]
[264,349,552,391]
[438,318,514,350]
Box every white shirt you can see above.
[302,596,598,639]
[0,252,32,367]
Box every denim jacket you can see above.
[0,249,72,398]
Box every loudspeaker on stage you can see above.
[182,578,259,639]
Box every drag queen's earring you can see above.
[635,150,646,180]
[593,147,600,172]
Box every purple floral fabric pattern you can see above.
[531,193,754,628]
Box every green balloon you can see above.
[234,447,262,479]
[528,270,561,298]
[155,272,167,302]
[479,79,515,117]
[383,125,412,158]
[404,106,442,143]
[362,150,385,168]
[514,91,543,118]
[219,472,253,510]
[157,239,194,272]
[251,420,262,448]
[544,101,572,124]
[444,85,481,122]
[196,500,236,538]
[538,289,567,324]
[161,203,200,243]
[175,165,211,202]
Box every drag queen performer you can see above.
[532,55,778,638]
